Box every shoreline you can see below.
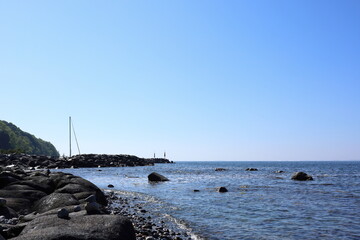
[104,190,197,240]
[0,153,192,240]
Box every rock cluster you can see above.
[0,166,135,239]
[0,154,172,169]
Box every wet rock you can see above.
[291,172,313,181]
[108,184,114,188]
[275,170,285,173]
[193,190,200,192]
[148,172,169,182]
[217,187,228,193]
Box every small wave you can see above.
[105,189,206,240]
[163,213,207,240]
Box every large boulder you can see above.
[32,193,80,214]
[4,198,32,215]
[0,172,20,188]
[291,172,313,181]
[0,190,47,202]
[148,172,169,182]
[13,213,136,240]
[53,176,107,206]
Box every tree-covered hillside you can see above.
[0,120,59,157]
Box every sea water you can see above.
[56,161,360,240]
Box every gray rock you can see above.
[148,172,169,182]
[291,172,313,181]
[0,190,47,203]
[32,193,79,214]
[54,178,107,206]
[12,214,136,240]
[57,208,69,219]
[4,198,32,215]
[84,194,96,203]
[85,202,100,215]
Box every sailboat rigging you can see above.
[69,116,81,157]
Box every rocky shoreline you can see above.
[106,191,192,240]
[0,154,184,240]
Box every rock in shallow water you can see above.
[291,172,313,181]
[245,168,258,171]
[148,172,169,182]
[217,187,228,193]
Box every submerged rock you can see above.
[291,172,313,181]
[148,172,169,182]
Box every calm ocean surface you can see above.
[56,161,360,240]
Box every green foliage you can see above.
[0,120,59,157]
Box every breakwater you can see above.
[0,154,172,169]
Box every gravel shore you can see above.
[105,190,194,240]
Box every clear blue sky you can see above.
[1,0,359,161]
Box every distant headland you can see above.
[0,120,59,157]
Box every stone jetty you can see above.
[0,154,172,170]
